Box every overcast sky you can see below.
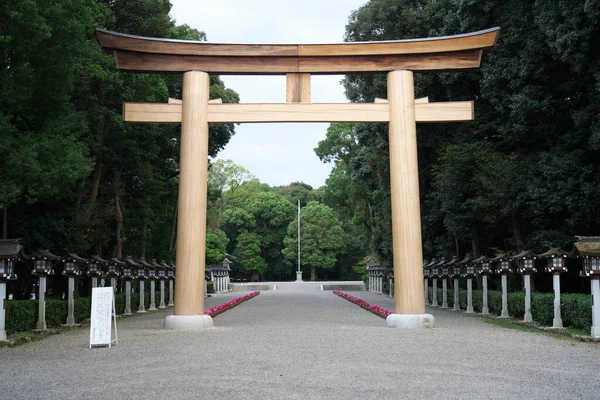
[169,0,368,188]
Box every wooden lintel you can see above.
[168,97,222,104]
[375,96,428,104]
[123,101,473,124]
[286,73,311,103]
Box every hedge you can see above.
[5,290,162,334]
[429,288,592,332]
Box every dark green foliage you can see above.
[430,288,592,331]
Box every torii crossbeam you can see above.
[97,27,499,330]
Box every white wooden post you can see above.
[168,279,174,307]
[149,279,157,311]
[466,278,474,313]
[65,276,76,325]
[500,274,509,318]
[442,278,448,308]
[124,280,132,315]
[432,278,438,306]
[591,279,600,338]
[482,275,489,314]
[137,280,146,313]
[36,276,47,330]
[0,282,7,341]
[424,278,429,305]
[453,278,460,310]
[552,273,563,328]
[523,274,533,322]
[159,280,166,308]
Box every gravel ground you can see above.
[1,281,600,400]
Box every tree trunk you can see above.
[472,236,481,258]
[510,214,525,251]
[2,207,7,239]
[83,160,103,221]
[114,174,124,259]
[311,266,317,281]
[140,216,148,259]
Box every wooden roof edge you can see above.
[510,250,537,261]
[537,247,568,258]
[95,27,499,57]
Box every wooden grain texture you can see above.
[123,101,473,123]
[387,70,426,315]
[168,98,222,104]
[113,49,485,74]
[174,71,210,316]
[286,73,311,103]
[97,27,498,57]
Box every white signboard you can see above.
[89,287,118,348]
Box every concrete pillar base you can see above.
[481,307,489,315]
[386,313,435,329]
[61,323,81,327]
[296,271,303,282]
[164,314,214,330]
[466,307,474,314]
[552,318,563,328]
[0,330,6,342]
[591,326,600,339]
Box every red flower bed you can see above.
[333,290,393,319]
[204,290,260,317]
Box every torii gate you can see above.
[97,27,499,330]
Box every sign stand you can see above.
[89,287,118,348]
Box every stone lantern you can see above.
[473,255,491,314]
[457,255,474,313]
[538,248,568,329]
[29,250,60,331]
[429,259,443,307]
[386,265,394,298]
[449,256,464,311]
[154,261,167,308]
[511,250,537,323]
[61,253,87,326]
[123,257,140,315]
[490,253,512,318]
[366,258,376,292]
[167,262,176,307]
[140,259,157,311]
[0,239,22,342]
[106,257,124,292]
[441,257,457,309]
[86,256,107,289]
[574,236,600,338]
[422,260,430,305]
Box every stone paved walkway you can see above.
[1,281,599,399]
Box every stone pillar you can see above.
[441,278,448,308]
[482,275,489,315]
[159,280,166,309]
[91,276,98,289]
[386,70,433,329]
[424,278,429,305]
[466,278,474,313]
[0,282,7,341]
[500,274,509,318]
[138,280,146,313]
[124,280,132,315]
[389,278,393,298]
[36,276,47,330]
[523,274,533,322]
[591,279,600,338]
[432,278,438,306]
[148,279,157,311]
[168,279,174,307]
[111,277,117,292]
[552,273,563,328]
[368,275,372,291]
[65,276,76,325]
[296,271,303,282]
[453,278,460,311]
[164,70,213,330]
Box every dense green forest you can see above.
[2,0,600,283]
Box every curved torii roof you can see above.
[95,27,500,74]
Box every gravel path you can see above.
[1,282,599,399]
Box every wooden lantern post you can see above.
[96,27,499,330]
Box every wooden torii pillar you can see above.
[97,27,499,329]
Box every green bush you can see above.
[207,281,214,294]
[428,285,593,332]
